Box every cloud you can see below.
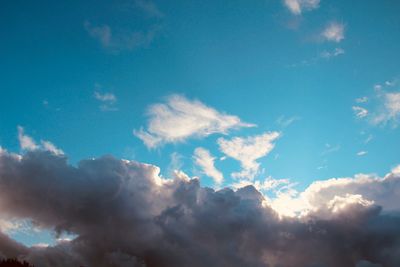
[320,47,345,59]
[231,176,290,193]
[84,21,161,53]
[1,151,400,266]
[353,106,369,118]
[134,95,254,148]
[193,148,223,184]
[356,96,368,103]
[94,91,117,103]
[133,0,164,18]
[282,0,320,15]
[17,126,39,151]
[270,165,400,217]
[17,127,63,155]
[217,132,280,179]
[94,90,118,111]
[321,22,345,42]
[276,115,300,127]
[356,82,400,127]
[357,151,368,156]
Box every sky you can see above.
[0,1,400,266]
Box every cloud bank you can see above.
[0,150,400,267]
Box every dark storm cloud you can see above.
[0,150,399,267]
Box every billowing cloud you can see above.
[0,151,400,266]
[321,22,345,42]
[270,166,400,217]
[134,95,254,148]
[193,147,223,184]
[217,132,280,179]
[283,0,320,15]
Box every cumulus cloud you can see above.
[283,0,320,15]
[193,147,223,184]
[0,151,400,266]
[217,132,280,179]
[270,166,400,217]
[321,22,345,42]
[134,95,254,148]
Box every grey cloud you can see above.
[0,151,400,266]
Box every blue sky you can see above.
[1,0,400,247]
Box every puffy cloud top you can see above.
[0,151,400,266]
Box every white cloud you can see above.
[134,95,254,148]
[17,127,64,155]
[283,0,320,15]
[193,148,224,184]
[133,0,164,18]
[357,151,368,156]
[264,166,400,217]
[84,21,160,52]
[40,140,64,156]
[94,90,118,111]
[231,176,290,193]
[321,22,345,42]
[370,91,400,126]
[217,132,280,179]
[322,143,340,156]
[320,47,345,59]
[276,115,300,127]
[353,106,369,118]
[94,91,117,103]
[356,96,368,103]
[18,126,39,151]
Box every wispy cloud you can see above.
[17,126,64,155]
[321,143,340,156]
[134,95,255,148]
[321,22,345,43]
[356,96,368,103]
[355,80,400,127]
[276,115,300,128]
[357,151,368,156]
[133,0,164,18]
[353,106,369,118]
[217,132,280,180]
[193,147,223,184]
[94,89,118,111]
[282,0,320,15]
[320,47,345,59]
[85,21,161,53]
